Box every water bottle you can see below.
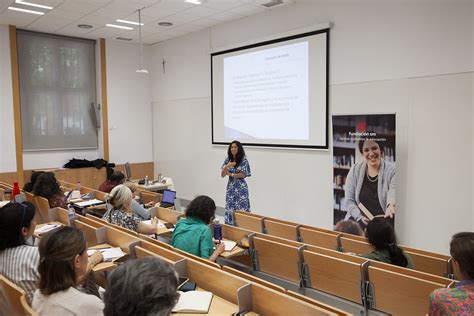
[144,175,149,186]
[67,203,76,225]
[213,219,222,242]
[12,181,20,202]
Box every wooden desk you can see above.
[219,239,246,259]
[133,180,171,192]
[33,221,64,239]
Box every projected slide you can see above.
[223,42,309,140]
[212,28,329,149]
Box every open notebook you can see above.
[172,291,213,313]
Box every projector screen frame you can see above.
[211,28,330,150]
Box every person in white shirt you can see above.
[0,202,39,303]
[32,227,104,316]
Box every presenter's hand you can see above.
[227,162,236,168]
[361,216,370,225]
[384,204,395,218]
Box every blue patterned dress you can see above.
[222,156,251,225]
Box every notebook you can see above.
[160,190,176,208]
[172,291,213,313]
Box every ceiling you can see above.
[0,0,295,44]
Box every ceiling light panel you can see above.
[116,19,144,26]
[8,6,45,15]
[106,23,134,30]
[15,0,53,10]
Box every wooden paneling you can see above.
[9,25,24,187]
[100,38,109,162]
[115,162,154,180]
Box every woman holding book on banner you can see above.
[344,137,395,225]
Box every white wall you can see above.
[0,25,16,173]
[0,28,153,171]
[106,40,153,164]
[151,0,473,254]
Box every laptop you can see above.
[160,190,176,208]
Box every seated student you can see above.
[334,219,365,237]
[429,232,474,315]
[32,227,104,315]
[123,182,155,220]
[103,185,158,234]
[361,217,414,268]
[103,257,179,316]
[172,196,225,262]
[0,202,39,303]
[98,171,125,193]
[33,172,67,209]
[23,171,45,192]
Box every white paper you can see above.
[94,247,125,261]
[74,199,103,207]
[35,224,60,234]
[223,240,237,251]
[172,291,213,313]
[142,219,166,228]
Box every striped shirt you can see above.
[0,245,40,303]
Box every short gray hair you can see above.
[104,257,179,316]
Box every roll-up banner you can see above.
[332,114,396,229]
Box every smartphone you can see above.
[164,222,175,229]
[179,280,197,292]
[177,277,189,290]
[113,254,131,264]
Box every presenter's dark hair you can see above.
[104,257,179,316]
[23,170,45,192]
[227,140,245,167]
[450,232,474,279]
[185,195,216,224]
[109,171,125,184]
[358,136,384,154]
[38,227,87,295]
[0,202,36,250]
[366,218,408,267]
[33,172,62,200]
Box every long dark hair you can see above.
[23,171,45,192]
[227,140,246,167]
[33,172,63,200]
[0,202,36,250]
[38,227,87,295]
[185,196,216,224]
[366,218,408,267]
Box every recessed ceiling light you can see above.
[158,22,173,26]
[78,24,93,29]
[116,19,144,26]
[15,0,53,10]
[8,6,44,15]
[106,24,134,30]
[185,0,203,4]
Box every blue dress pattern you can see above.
[222,156,251,225]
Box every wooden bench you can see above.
[0,274,37,316]
[299,226,340,250]
[234,211,264,233]
[303,246,368,304]
[73,219,103,247]
[366,265,450,316]
[151,207,184,225]
[264,218,299,241]
[251,235,304,284]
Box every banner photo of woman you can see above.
[332,114,396,231]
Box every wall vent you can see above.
[116,37,132,41]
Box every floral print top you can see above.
[429,280,474,316]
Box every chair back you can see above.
[34,196,51,223]
[0,274,28,316]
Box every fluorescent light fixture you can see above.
[185,0,202,4]
[136,69,149,74]
[116,19,144,26]
[15,0,53,10]
[106,24,134,30]
[8,6,44,15]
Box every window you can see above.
[17,30,97,151]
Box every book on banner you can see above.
[172,291,213,313]
[358,202,385,221]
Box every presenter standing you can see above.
[221,141,251,225]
